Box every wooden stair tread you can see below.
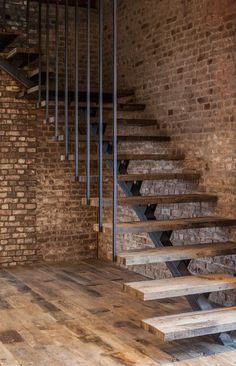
[117,241,236,266]
[124,273,236,301]
[57,134,170,143]
[21,87,134,103]
[41,113,158,127]
[79,172,201,183]
[0,31,22,52]
[95,217,236,234]
[1,47,40,68]
[3,47,39,59]
[61,153,184,162]
[91,118,158,127]
[86,193,217,207]
[142,306,236,341]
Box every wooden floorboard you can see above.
[0,261,235,366]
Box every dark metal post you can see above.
[75,0,79,179]
[26,0,30,68]
[99,0,103,231]
[112,0,117,261]
[86,0,91,204]
[37,0,42,108]
[2,0,6,30]
[45,0,50,122]
[55,0,59,139]
[65,0,69,159]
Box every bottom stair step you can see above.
[124,273,236,301]
[142,306,236,341]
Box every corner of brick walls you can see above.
[101,0,236,305]
[0,70,98,266]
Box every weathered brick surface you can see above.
[0,70,40,266]
[0,70,98,266]
[101,0,236,305]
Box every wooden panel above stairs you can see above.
[124,273,236,301]
[117,241,236,266]
[142,306,236,341]
[95,217,236,234]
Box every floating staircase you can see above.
[1,16,236,347]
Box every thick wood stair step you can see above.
[21,86,134,102]
[142,306,236,341]
[95,216,236,234]
[124,273,236,301]
[79,171,201,183]
[85,193,217,207]
[42,114,158,128]
[61,153,185,162]
[91,118,158,127]
[117,241,236,266]
[55,134,170,143]
[0,31,21,52]
[42,98,144,111]
[1,47,39,68]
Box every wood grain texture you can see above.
[85,193,217,207]
[0,261,235,365]
[79,171,201,183]
[61,153,185,162]
[95,217,236,234]
[117,241,236,266]
[124,273,236,301]
[142,307,236,341]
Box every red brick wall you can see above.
[3,1,99,89]
[101,0,236,304]
[0,70,98,266]
[0,70,40,266]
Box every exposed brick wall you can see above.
[0,70,98,266]
[0,70,40,266]
[1,1,99,89]
[101,0,236,305]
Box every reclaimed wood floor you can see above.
[0,260,235,366]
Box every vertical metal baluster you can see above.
[26,0,30,69]
[45,0,50,123]
[65,0,69,159]
[99,0,103,231]
[55,0,59,139]
[2,0,6,30]
[86,0,91,204]
[75,0,79,179]
[37,0,42,108]
[112,0,117,261]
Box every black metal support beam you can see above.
[86,0,91,204]
[112,0,117,262]
[37,0,42,107]
[65,0,69,159]
[75,0,79,179]
[45,0,50,122]
[99,0,103,231]
[26,0,30,68]
[2,0,6,29]
[55,0,59,139]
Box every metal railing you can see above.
[37,0,117,261]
